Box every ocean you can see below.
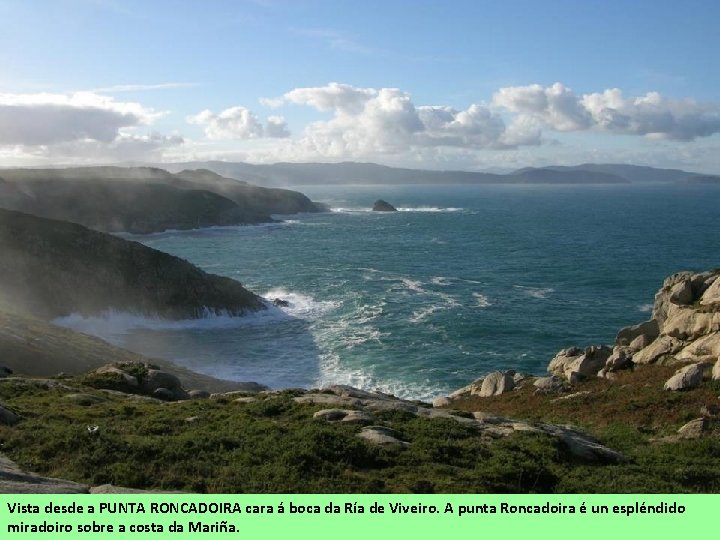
[56,183,720,400]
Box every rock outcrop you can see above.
[372,199,398,212]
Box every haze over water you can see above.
[54,183,720,400]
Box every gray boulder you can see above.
[633,335,683,364]
[475,371,515,397]
[663,363,706,391]
[533,375,566,394]
[372,199,398,212]
[358,426,408,446]
[615,319,659,347]
[0,404,19,425]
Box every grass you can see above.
[1,366,719,493]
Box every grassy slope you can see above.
[1,367,719,493]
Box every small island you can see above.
[372,199,398,212]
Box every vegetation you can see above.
[1,365,719,493]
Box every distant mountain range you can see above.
[157,161,712,187]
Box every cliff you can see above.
[0,167,323,233]
[0,208,265,319]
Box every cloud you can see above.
[262,83,517,157]
[494,83,720,141]
[0,91,161,146]
[187,107,290,139]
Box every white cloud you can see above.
[264,83,512,158]
[0,91,161,146]
[494,83,720,141]
[187,107,290,139]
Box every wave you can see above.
[314,352,449,401]
[431,276,453,286]
[53,289,338,339]
[637,303,654,313]
[473,292,492,308]
[330,207,464,213]
[513,285,555,299]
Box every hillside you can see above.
[159,160,709,186]
[0,167,323,233]
[0,208,264,319]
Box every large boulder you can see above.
[663,363,706,391]
[653,272,695,324]
[676,333,720,362]
[0,404,19,425]
[713,359,720,381]
[700,276,720,306]
[358,426,408,446]
[632,336,683,364]
[662,309,720,340]
[474,371,515,397]
[547,347,583,377]
[615,319,659,347]
[533,375,567,394]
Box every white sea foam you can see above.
[637,303,654,313]
[473,292,492,308]
[513,285,555,299]
[431,276,453,286]
[396,207,464,213]
[314,352,448,401]
[261,288,341,319]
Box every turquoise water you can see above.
[58,183,720,400]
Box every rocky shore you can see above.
[437,269,720,404]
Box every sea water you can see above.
[56,183,720,400]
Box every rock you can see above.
[272,298,290,307]
[533,376,566,394]
[700,275,720,305]
[541,425,625,463]
[341,411,374,424]
[0,404,19,425]
[662,309,720,340]
[144,369,183,392]
[628,334,651,351]
[372,199,398,212]
[293,394,362,407]
[94,365,139,388]
[605,347,633,371]
[188,390,210,400]
[0,453,88,493]
[474,371,515,397]
[677,334,720,362]
[0,366,13,378]
[564,345,612,381]
[313,409,350,421]
[233,397,256,404]
[677,418,708,439]
[547,347,583,377]
[64,393,107,405]
[184,416,201,423]
[633,335,683,364]
[653,272,695,323]
[325,385,396,401]
[669,279,694,305]
[358,426,408,446]
[664,363,706,391]
[152,388,178,401]
[713,359,720,381]
[432,396,450,408]
[692,272,718,298]
[616,319,660,347]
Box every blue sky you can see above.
[1,0,719,172]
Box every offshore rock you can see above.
[372,199,398,212]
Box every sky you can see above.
[1,0,719,172]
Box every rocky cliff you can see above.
[0,208,265,319]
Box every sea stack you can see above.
[372,199,398,212]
